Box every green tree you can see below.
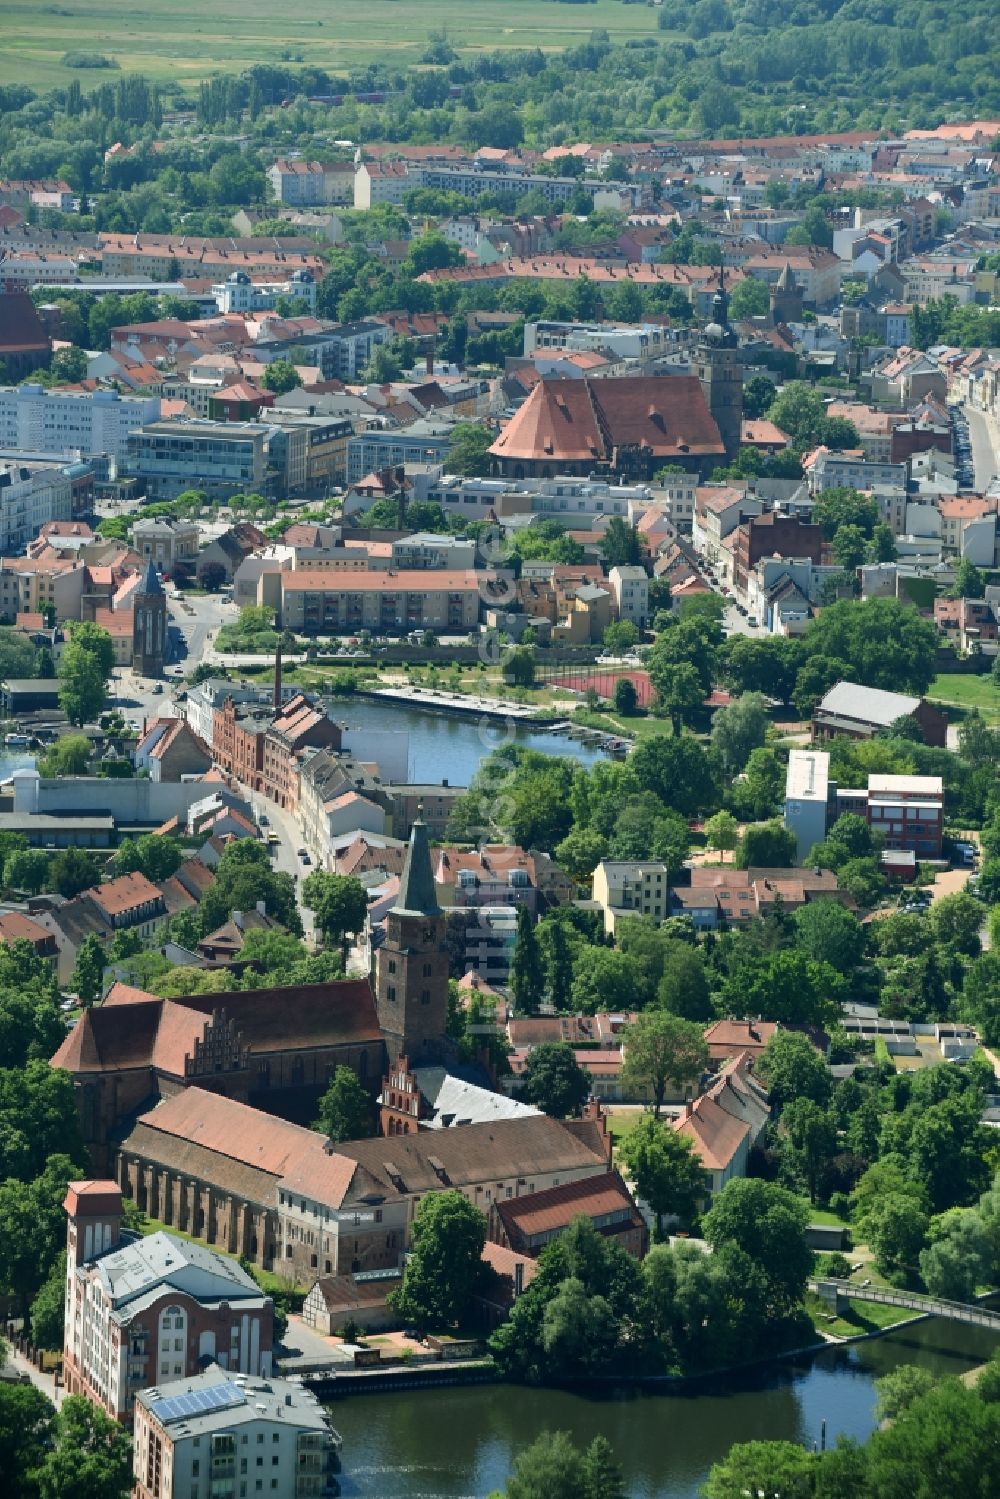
[0,1381,54,1495]
[832,521,867,570]
[520,1041,591,1118]
[866,1192,930,1275]
[65,620,115,680]
[656,940,713,1022]
[70,932,106,1006]
[621,1011,708,1118]
[300,871,367,960]
[767,382,828,446]
[259,357,302,394]
[30,1249,66,1351]
[502,648,536,688]
[314,1065,372,1143]
[735,819,797,869]
[874,1365,936,1423]
[510,904,544,1015]
[58,642,106,725]
[571,946,646,1015]
[34,1394,133,1499]
[742,373,777,419]
[702,1440,817,1499]
[919,1207,990,1300]
[553,826,607,885]
[704,815,743,863]
[0,1155,82,1315]
[757,1030,831,1108]
[620,1115,706,1235]
[447,422,494,477]
[498,1430,626,1499]
[388,1190,487,1332]
[541,918,574,1011]
[603,620,641,654]
[613,676,638,715]
[36,734,91,777]
[601,517,643,568]
[782,1098,837,1203]
[652,661,704,734]
[710,691,769,773]
[702,1178,811,1315]
[48,848,99,898]
[112,832,183,883]
[198,841,301,937]
[630,734,718,817]
[3,848,51,895]
[792,900,865,973]
[812,487,879,540]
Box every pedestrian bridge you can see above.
[810,1279,1000,1331]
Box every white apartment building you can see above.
[133,1365,340,1499]
[267,157,354,207]
[212,269,317,316]
[0,385,159,466]
[608,565,649,627]
[0,461,72,553]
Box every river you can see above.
[330,1318,1000,1498]
[332,698,605,786]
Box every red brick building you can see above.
[732,511,824,596]
[62,1180,272,1423]
[488,1169,647,1259]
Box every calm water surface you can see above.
[333,699,604,786]
[331,1318,1000,1498]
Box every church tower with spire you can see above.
[131,559,166,677]
[695,265,743,464]
[376,813,449,1065]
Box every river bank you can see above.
[327,1315,1000,1498]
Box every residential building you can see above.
[671,866,849,930]
[276,567,485,634]
[608,564,649,627]
[488,1170,646,1260]
[267,157,354,206]
[784,748,831,863]
[674,1056,771,1205]
[212,267,317,316]
[196,523,265,585]
[133,1365,340,1499]
[0,385,159,466]
[592,859,670,935]
[0,460,72,553]
[255,321,390,382]
[134,719,213,782]
[433,844,572,915]
[212,692,342,807]
[732,511,824,599]
[62,1180,272,1422]
[812,680,947,748]
[802,447,908,495]
[459,905,519,983]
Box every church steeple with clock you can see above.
[375,813,450,1065]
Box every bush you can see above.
[816,1251,852,1279]
[62,50,119,68]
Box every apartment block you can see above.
[277,567,484,634]
[0,385,159,465]
[126,421,271,501]
[592,859,670,935]
[133,1366,340,1499]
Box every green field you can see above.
[1,0,662,92]
[928,672,1000,722]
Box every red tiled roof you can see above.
[491,377,723,465]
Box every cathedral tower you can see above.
[376,814,449,1065]
[695,266,743,464]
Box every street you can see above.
[723,603,770,638]
[965,405,999,494]
[245,789,317,947]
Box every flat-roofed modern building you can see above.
[133,1364,340,1499]
[784,748,831,863]
[126,420,271,501]
[0,385,159,466]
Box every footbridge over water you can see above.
[811,1278,1000,1331]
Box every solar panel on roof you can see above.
[149,1381,246,1425]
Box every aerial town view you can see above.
[3,1,1000,1494]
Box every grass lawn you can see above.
[606,1109,644,1147]
[138,1216,307,1298]
[802,1203,851,1229]
[1,0,663,91]
[928,673,1000,721]
[804,1290,922,1340]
